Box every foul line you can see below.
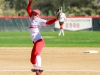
[0,70,100,73]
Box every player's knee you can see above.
[34,52,40,56]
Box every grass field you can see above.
[0,31,100,47]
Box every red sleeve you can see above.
[27,0,32,17]
[46,19,57,25]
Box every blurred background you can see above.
[0,0,100,16]
[0,0,100,32]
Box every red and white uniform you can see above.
[29,18,47,42]
[58,12,66,36]
[27,0,56,43]
[59,13,66,22]
[27,0,56,65]
[59,13,66,29]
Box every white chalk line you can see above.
[0,70,100,73]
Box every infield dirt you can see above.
[0,47,100,75]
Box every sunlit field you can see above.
[0,31,100,47]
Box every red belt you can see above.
[29,26,37,28]
[29,26,34,28]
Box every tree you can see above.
[4,0,27,11]
[1,0,100,16]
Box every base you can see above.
[84,50,98,54]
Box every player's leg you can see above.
[59,22,64,36]
[36,71,41,75]
[30,44,37,67]
[31,39,45,72]
[36,70,43,75]
[58,22,63,36]
[58,29,61,36]
[61,29,64,36]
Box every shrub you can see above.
[3,9,17,16]
[84,8,92,16]
[96,9,100,15]
[17,10,28,16]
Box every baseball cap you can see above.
[31,10,40,16]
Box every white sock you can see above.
[61,29,64,36]
[33,63,37,67]
[36,55,41,67]
[58,30,61,36]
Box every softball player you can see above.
[27,0,57,72]
[58,7,66,36]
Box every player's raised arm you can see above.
[27,0,33,17]
[46,19,56,25]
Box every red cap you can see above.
[31,10,40,16]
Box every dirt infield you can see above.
[0,47,100,75]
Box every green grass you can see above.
[0,31,100,47]
[0,32,32,47]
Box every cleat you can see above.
[31,69,38,72]
[31,66,43,72]
[58,34,60,36]
[39,69,43,72]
